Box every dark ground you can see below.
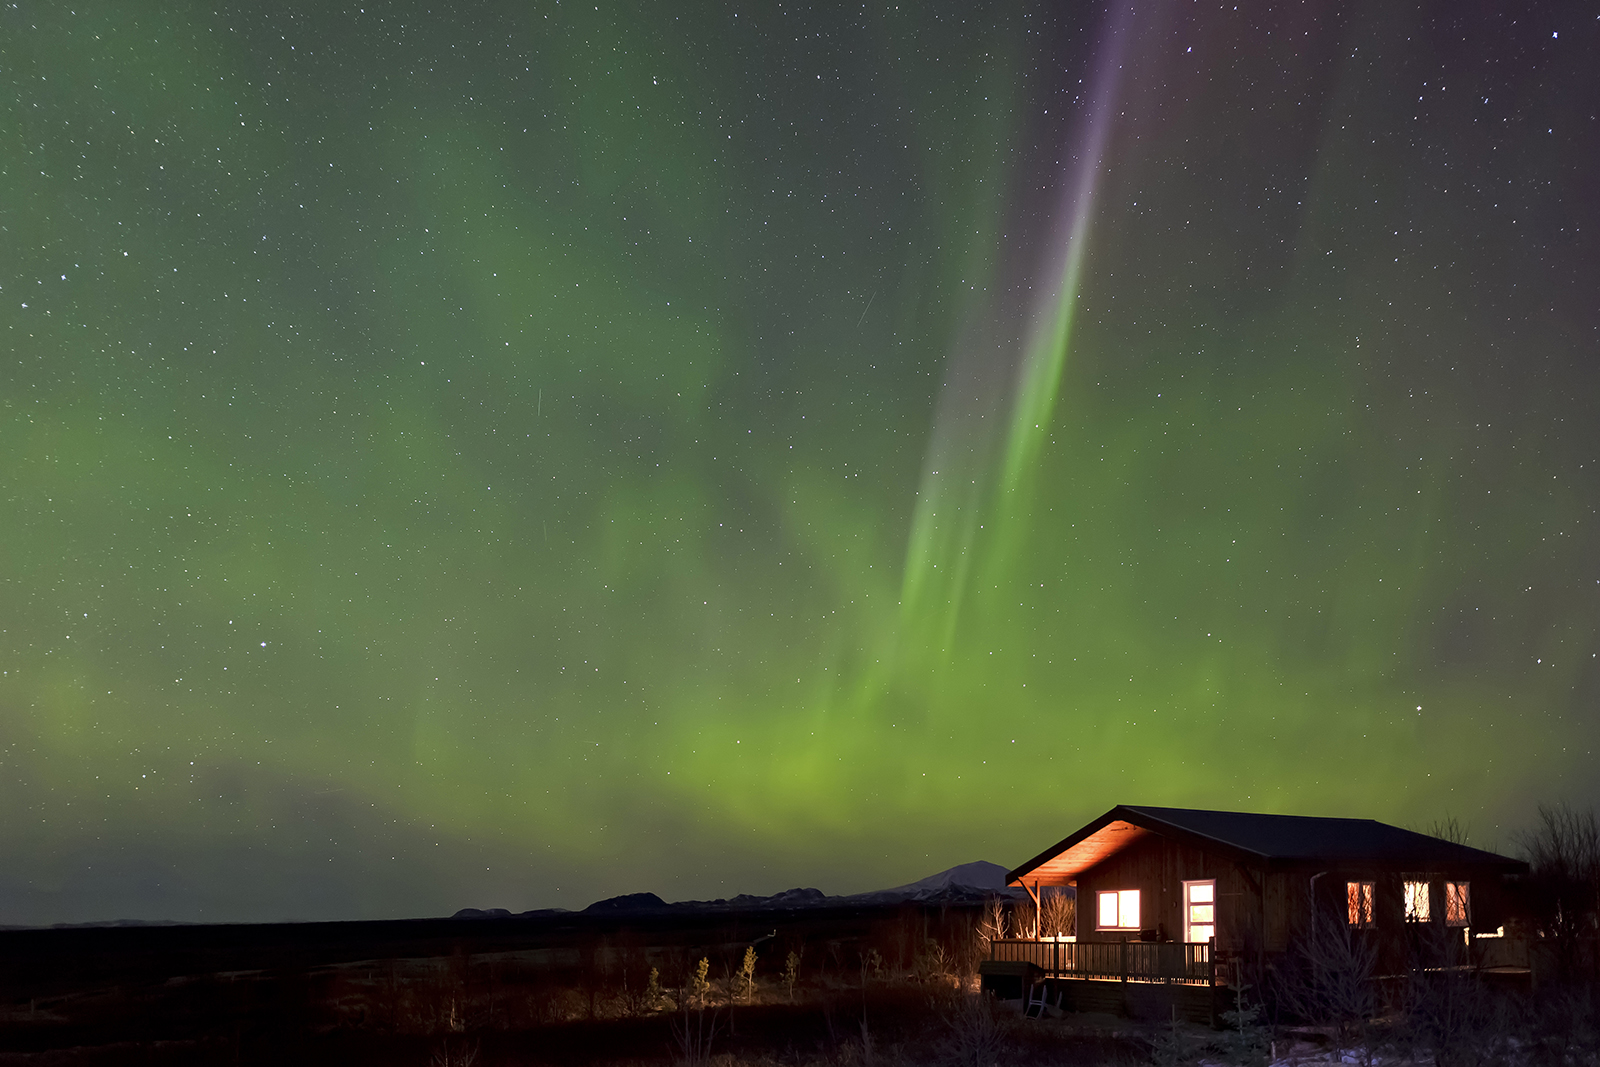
[0,902,1153,1065]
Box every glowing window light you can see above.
[1405,881,1431,922]
[1445,882,1471,927]
[1097,889,1141,930]
[1347,881,1375,928]
[1185,880,1215,943]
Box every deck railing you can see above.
[988,938,1216,985]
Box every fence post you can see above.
[1120,939,1128,984]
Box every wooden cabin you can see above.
[983,804,1528,1021]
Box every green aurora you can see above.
[3,1,1598,922]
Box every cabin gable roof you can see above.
[1007,804,1528,886]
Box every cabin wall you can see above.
[1265,872,1294,950]
[1298,866,1513,935]
[1070,845,1511,955]
[1073,837,1280,950]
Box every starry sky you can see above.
[3,1,1598,924]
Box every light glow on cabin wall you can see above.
[1,1,1597,923]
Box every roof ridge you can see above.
[1118,805,1273,860]
[1125,804,1385,824]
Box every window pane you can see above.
[1405,881,1431,921]
[1191,924,1214,943]
[1189,883,1214,904]
[1098,891,1119,928]
[1446,882,1470,925]
[1191,904,1214,923]
[1347,882,1374,926]
[1120,890,1141,930]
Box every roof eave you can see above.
[1006,806,1127,885]
[1007,804,1267,886]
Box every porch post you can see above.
[1209,935,1217,1028]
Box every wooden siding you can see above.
[1074,837,1274,950]
[1065,833,1516,965]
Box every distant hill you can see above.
[451,860,1046,919]
[878,860,1014,894]
[0,918,191,931]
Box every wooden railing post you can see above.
[1120,939,1128,983]
[1208,935,1217,1028]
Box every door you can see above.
[1184,880,1215,944]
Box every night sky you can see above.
[4,1,1598,924]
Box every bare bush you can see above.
[1517,802,1600,981]
[1041,887,1075,938]
[978,895,1008,945]
[943,991,1005,1067]
[1522,980,1600,1067]
[1397,970,1508,1067]
[430,1034,479,1067]
[917,937,954,985]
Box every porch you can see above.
[979,939,1224,1024]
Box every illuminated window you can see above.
[1445,882,1470,927]
[1097,889,1141,930]
[1184,880,1215,944]
[1347,881,1375,928]
[1404,881,1431,922]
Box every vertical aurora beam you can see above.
[1000,1,1133,495]
[898,3,1133,655]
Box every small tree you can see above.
[1214,981,1270,1066]
[783,950,802,1003]
[691,956,711,1006]
[671,957,720,1067]
[1271,910,1378,1057]
[737,946,758,1004]
[645,966,666,1012]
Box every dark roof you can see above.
[1008,804,1528,885]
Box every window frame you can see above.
[1095,888,1142,931]
[1183,879,1216,945]
[1444,881,1471,927]
[1346,880,1376,929]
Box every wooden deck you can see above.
[980,939,1223,1024]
